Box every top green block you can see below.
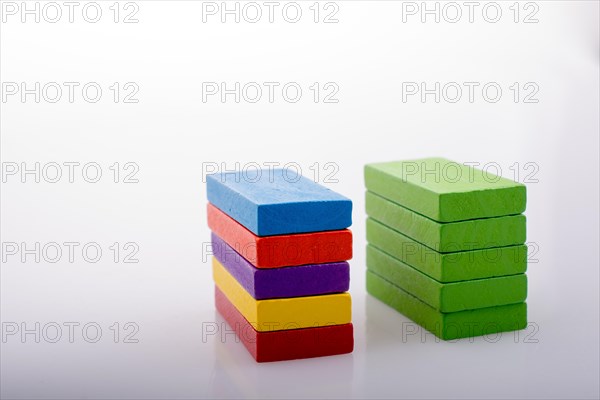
[364,158,526,222]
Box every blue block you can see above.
[206,169,352,236]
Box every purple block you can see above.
[211,232,350,300]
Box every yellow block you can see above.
[212,257,352,332]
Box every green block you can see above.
[366,191,526,252]
[366,218,528,282]
[364,158,526,222]
[367,245,527,312]
[366,270,527,340]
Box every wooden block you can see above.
[212,233,350,299]
[213,258,351,332]
[367,245,527,312]
[366,191,526,252]
[208,203,353,268]
[364,158,526,222]
[215,286,354,362]
[207,169,352,236]
[366,270,527,340]
[367,218,527,283]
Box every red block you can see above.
[215,286,354,362]
[207,203,353,268]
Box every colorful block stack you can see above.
[364,157,528,340]
[207,169,354,362]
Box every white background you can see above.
[1,1,599,398]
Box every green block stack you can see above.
[364,157,528,340]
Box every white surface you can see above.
[1,1,599,399]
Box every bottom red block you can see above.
[215,286,354,362]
